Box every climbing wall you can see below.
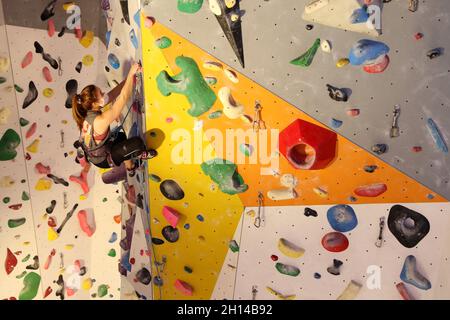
[0,0,123,300]
[141,0,450,300]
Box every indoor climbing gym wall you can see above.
[140,0,450,300]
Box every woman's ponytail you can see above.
[71,85,98,130]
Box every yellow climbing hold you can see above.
[63,2,75,10]
[80,30,94,48]
[246,210,256,217]
[35,178,52,191]
[79,194,87,200]
[278,238,305,258]
[82,278,93,290]
[336,58,350,68]
[313,187,328,198]
[43,88,54,98]
[48,227,59,241]
[82,55,94,66]
[23,241,30,246]
[203,61,223,71]
[64,244,74,250]
[0,176,15,188]
[266,287,296,300]
[26,139,40,153]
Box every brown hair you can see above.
[72,85,99,130]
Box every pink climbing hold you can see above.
[354,183,387,197]
[66,287,76,297]
[45,105,50,112]
[363,55,390,74]
[346,109,360,117]
[21,51,33,68]
[70,162,91,195]
[43,67,53,82]
[162,206,181,228]
[35,162,51,174]
[144,16,155,28]
[26,122,37,139]
[5,248,17,275]
[77,210,95,237]
[43,249,55,270]
[174,279,193,296]
[74,259,82,272]
[48,19,55,37]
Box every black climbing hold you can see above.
[136,267,152,285]
[120,0,130,25]
[41,0,57,21]
[46,200,57,214]
[34,41,58,70]
[427,48,442,60]
[115,38,121,47]
[162,225,180,243]
[47,174,69,187]
[25,255,39,270]
[153,276,163,287]
[304,208,318,217]
[372,144,388,155]
[364,165,378,173]
[327,259,343,276]
[65,79,78,109]
[306,24,314,30]
[75,62,82,73]
[22,81,38,109]
[326,84,349,102]
[105,66,110,72]
[388,205,430,248]
[184,266,193,274]
[152,238,164,245]
[58,27,66,37]
[314,272,321,279]
[160,179,185,200]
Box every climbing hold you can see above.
[313,187,328,198]
[152,238,164,245]
[304,207,318,217]
[129,29,138,49]
[81,278,93,291]
[396,282,414,300]
[363,165,378,173]
[149,174,162,183]
[8,218,26,228]
[47,174,69,186]
[19,272,41,300]
[155,36,172,49]
[330,118,343,129]
[412,146,422,153]
[145,16,156,28]
[0,77,5,84]
[400,255,431,290]
[77,210,95,237]
[229,240,239,252]
[266,287,296,300]
[113,215,121,224]
[157,56,217,117]
[326,84,348,102]
[162,206,181,227]
[280,174,297,189]
[239,143,253,157]
[160,179,185,200]
[3,197,10,203]
[21,52,33,69]
[0,56,10,72]
[47,19,55,37]
[80,30,94,48]
[203,61,223,71]
[108,232,117,243]
[336,58,350,68]
[279,119,337,170]
[427,118,448,153]
[174,279,193,296]
[327,205,358,232]
[346,108,360,117]
[26,256,39,270]
[26,139,40,153]
[321,232,349,252]
[327,259,343,276]
[75,61,82,73]
[0,107,11,125]
[354,183,387,197]
[5,248,17,275]
[267,188,297,201]
[290,38,321,67]
[47,228,58,241]
[201,158,248,195]
[314,272,321,279]
[98,284,109,298]
[388,205,430,248]
[136,268,152,285]
[26,122,37,139]
[36,162,51,174]
[278,238,305,258]
[218,87,245,119]
[34,42,58,69]
[224,69,239,83]
[162,225,180,243]
[15,84,24,93]
[22,81,38,109]
[19,117,29,126]
[371,144,388,155]
[43,88,54,98]
[321,40,331,53]
[177,0,204,13]
[196,214,204,222]
[363,55,390,73]
[41,0,57,21]
[0,129,21,161]
[337,281,362,300]
[0,176,14,187]
[8,203,22,210]
[275,263,300,277]
[349,39,390,66]
[427,48,442,60]
[107,249,116,257]
[205,76,218,86]
[82,55,94,66]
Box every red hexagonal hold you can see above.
[279,119,337,170]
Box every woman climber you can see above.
[72,62,156,177]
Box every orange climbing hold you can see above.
[48,19,55,37]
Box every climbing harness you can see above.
[252,101,266,132]
[375,217,385,248]
[254,192,264,228]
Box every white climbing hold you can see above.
[203,61,223,71]
[280,174,298,188]
[0,107,11,125]
[304,0,329,15]
[278,238,305,258]
[337,280,362,300]
[224,69,239,83]
[267,188,297,201]
[218,87,245,119]
[209,0,222,15]
[321,40,332,53]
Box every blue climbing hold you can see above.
[134,10,141,28]
[327,205,358,232]
[106,31,111,48]
[400,255,432,290]
[196,214,204,222]
[350,5,369,24]
[184,223,190,230]
[120,251,132,272]
[130,29,138,49]
[427,118,448,153]
[349,39,390,66]
[108,53,120,69]
[109,232,117,243]
[331,118,343,129]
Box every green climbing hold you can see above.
[19,117,29,127]
[22,191,30,201]
[0,129,21,161]
[14,84,23,93]
[108,249,116,257]
[275,263,300,277]
[155,36,172,49]
[102,197,108,202]
[98,284,108,298]
[21,254,31,262]
[3,197,10,204]
[208,110,223,119]
[8,218,26,228]
[177,0,203,13]
[201,158,248,195]
[0,77,6,84]
[16,271,27,279]
[229,240,240,252]
[19,272,41,300]
[157,56,216,117]
[290,38,321,67]
[149,174,162,183]
[205,76,218,86]
[239,143,253,157]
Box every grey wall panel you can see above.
[145,0,450,199]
